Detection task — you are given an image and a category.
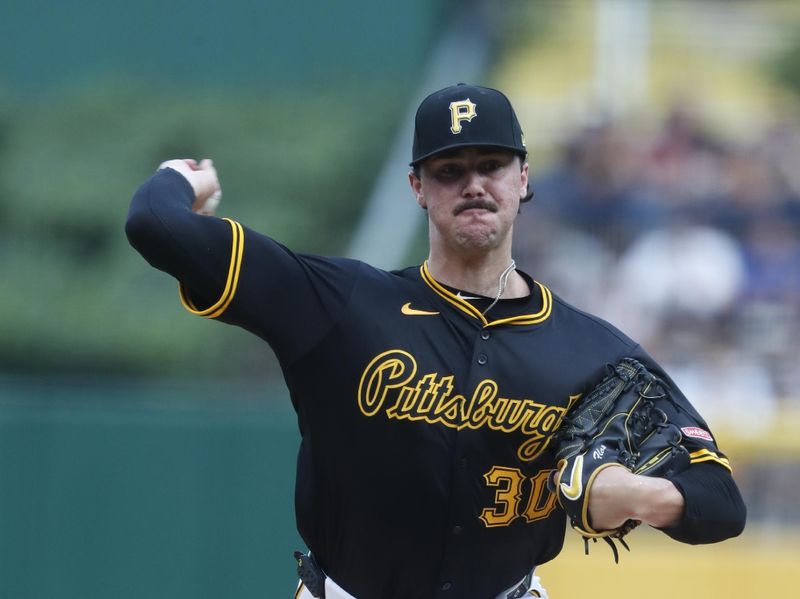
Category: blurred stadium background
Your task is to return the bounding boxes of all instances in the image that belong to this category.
[1,0,799,597]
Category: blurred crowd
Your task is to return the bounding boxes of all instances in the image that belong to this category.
[514,103,800,435]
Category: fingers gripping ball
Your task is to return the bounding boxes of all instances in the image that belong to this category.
[550,358,690,561]
[157,158,222,215]
[196,188,222,215]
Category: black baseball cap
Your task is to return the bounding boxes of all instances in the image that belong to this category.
[410,83,527,167]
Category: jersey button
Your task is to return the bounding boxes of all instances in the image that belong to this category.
[481,330,490,340]
[452,525,462,535]
[477,354,487,365]
[441,582,452,591]
[459,457,468,469]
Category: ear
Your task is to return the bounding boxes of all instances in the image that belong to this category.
[519,162,529,200]
[408,170,426,209]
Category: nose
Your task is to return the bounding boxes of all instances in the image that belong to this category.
[462,169,486,198]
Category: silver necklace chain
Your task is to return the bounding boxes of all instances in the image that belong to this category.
[482,259,516,316]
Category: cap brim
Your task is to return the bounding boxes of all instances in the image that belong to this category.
[410,142,527,167]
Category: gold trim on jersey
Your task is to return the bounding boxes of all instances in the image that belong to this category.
[179,218,244,319]
[419,261,552,327]
[688,448,731,472]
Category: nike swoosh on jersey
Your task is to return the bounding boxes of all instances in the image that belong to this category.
[456,291,482,301]
[560,455,584,500]
[401,302,440,316]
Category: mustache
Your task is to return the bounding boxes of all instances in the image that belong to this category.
[453,199,498,216]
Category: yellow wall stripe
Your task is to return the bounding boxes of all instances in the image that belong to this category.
[178,218,244,319]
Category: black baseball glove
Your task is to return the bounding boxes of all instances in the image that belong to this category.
[550,358,691,561]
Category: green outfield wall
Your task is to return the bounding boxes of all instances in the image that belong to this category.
[0,379,303,599]
[0,0,447,91]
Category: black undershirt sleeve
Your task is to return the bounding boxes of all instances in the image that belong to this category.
[125,167,233,298]
[659,461,747,544]
[125,167,359,364]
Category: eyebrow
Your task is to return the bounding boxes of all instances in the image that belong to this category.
[430,148,513,161]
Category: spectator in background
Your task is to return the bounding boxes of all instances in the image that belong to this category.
[527,121,653,248]
[514,100,800,431]
[736,215,800,399]
[641,103,727,211]
[604,220,746,352]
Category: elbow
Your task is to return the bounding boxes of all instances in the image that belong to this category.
[125,205,160,254]
[698,493,747,544]
[708,473,748,542]
[683,487,747,544]
[661,505,746,545]
[724,490,747,540]
[660,463,748,545]
[689,501,746,545]
[125,193,176,268]
[124,208,146,248]
[125,169,192,254]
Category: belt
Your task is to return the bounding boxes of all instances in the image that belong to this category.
[505,571,533,598]
[294,551,546,599]
[294,552,328,598]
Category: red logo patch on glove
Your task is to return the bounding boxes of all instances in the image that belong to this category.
[681,426,713,441]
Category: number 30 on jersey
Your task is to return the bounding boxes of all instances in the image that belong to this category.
[480,466,558,527]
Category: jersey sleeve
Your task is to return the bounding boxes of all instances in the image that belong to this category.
[627,345,747,542]
[125,167,359,365]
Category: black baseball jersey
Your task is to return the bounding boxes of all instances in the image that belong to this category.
[126,168,745,599]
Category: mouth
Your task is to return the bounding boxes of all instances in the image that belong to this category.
[453,200,498,216]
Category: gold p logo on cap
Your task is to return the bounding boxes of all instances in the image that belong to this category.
[449,99,477,134]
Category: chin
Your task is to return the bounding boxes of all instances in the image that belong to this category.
[454,229,499,251]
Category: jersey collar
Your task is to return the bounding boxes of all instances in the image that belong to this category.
[419,261,552,328]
